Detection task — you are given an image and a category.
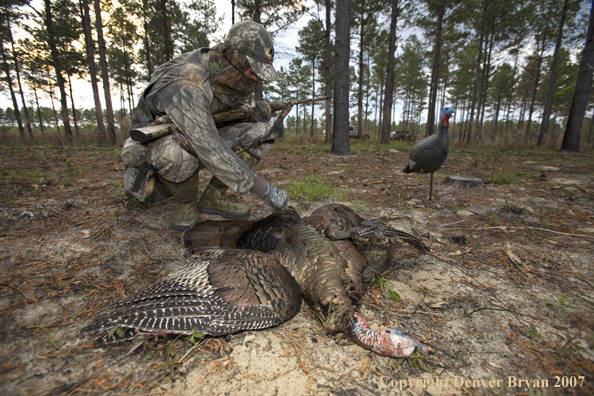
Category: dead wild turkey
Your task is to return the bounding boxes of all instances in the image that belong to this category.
[84,204,428,358]
[83,249,301,342]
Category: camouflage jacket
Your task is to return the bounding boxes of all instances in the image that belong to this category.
[131,48,257,193]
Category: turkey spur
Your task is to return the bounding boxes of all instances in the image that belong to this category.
[84,204,428,358]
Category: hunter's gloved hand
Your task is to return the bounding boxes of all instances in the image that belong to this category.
[264,184,288,210]
[254,101,272,122]
[251,176,288,210]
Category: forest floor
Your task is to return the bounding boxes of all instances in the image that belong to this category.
[0,137,593,396]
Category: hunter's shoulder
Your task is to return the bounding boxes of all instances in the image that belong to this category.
[179,49,211,86]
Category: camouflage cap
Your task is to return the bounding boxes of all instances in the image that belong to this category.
[227,21,279,82]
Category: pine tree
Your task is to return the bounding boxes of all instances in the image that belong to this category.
[560,0,594,153]
[93,0,116,144]
[332,0,351,155]
[79,0,106,139]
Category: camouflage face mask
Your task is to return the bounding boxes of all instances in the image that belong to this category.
[209,42,257,109]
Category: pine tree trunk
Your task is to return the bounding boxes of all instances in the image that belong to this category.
[80,0,106,139]
[0,32,24,139]
[68,75,79,136]
[8,20,32,138]
[160,0,173,61]
[253,0,263,102]
[492,92,501,140]
[503,51,519,145]
[586,109,594,144]
[560,0,594,153]
[33,84,45,136]
[310,60,315,137]
[426,0,444,137]
[324,0,333,143]
[479,32,494,131]
[356,1,365,139]
[381,0,399,145]
[538,0,568,146]
[45,64,61,133]
[142,0,153,81]
[466,0,488,144]
[94,0,116,144]
[331,0,351,155]
[44,0,73,139]
[524,39,544,145]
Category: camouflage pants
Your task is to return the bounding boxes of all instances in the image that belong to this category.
[122,122,271,201]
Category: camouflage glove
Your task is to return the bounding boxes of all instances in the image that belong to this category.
[254,101,272,122]
[251,176,288,210]
[264,184,288,210]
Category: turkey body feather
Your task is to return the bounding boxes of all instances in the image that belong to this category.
[83,249,301,342]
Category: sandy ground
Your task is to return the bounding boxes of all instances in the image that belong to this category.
[0,139,593,395]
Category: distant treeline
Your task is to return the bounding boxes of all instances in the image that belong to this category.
[1,0,593,152]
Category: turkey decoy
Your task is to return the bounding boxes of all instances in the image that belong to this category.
[403,106,455,200]
[85,204,427,358]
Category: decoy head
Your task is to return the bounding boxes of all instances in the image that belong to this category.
[441,106,455,127]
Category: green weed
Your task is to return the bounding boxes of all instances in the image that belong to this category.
[377,276,401,301]
[492,169,518,185]
[30,325,63,352]
[488,213,500,226]
[186,329,205,345]
[545,292,581,316]
[286,175,348,201]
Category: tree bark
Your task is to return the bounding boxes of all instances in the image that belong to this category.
[331,0,351,155]
[560,0,594,153]
[142,0,153,80]
[253,0,263,101]
[68,74,79,136]
[478,31,494,130]
[0,30,23,139]
[503,50,519,145]
[356,0,365,139]
[94,0,116,144]
[381,0,400,144]
[466,0,488,144]
[426,0,444,137]
[33,83,45,135]
[7,20,32,138]
[232,0,235,24]
[524,37,544,145]
[160,0,173,61]
[324,0,333,143]
[537,0,568,146]
[44,0,73,138]
[79,0,106,139]
[310,60,315,136]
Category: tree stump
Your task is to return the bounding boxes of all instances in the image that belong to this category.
[444,176,485,189]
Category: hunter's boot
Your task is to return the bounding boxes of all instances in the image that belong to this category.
[197,176,251,220]
[161,172,200,232]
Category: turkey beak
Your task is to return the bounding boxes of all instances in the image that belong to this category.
[390,328,428,357]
